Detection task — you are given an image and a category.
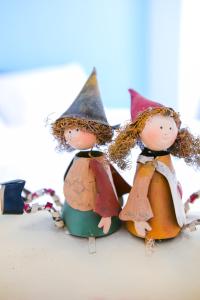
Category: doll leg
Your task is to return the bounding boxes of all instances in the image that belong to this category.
[88,237,96,254]
[145,238,156,255]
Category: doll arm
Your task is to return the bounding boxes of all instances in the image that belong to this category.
[134,221,152,237]
[119,162,155,222]
[98,217,112,234]
[89,159,121,217]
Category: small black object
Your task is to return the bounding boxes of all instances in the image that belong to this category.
[141,147,170,158]
[0,179,25,214]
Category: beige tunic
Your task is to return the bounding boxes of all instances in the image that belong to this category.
[64,155,117,212]
[120,154,185,239]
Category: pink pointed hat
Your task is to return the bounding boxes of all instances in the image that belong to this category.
[129,89,163,122]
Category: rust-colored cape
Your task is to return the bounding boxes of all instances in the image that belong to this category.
[120,154,183,240]
[64,154,131,217]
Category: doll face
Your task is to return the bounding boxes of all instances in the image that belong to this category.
[140,114,178,151]
[64,128,97,150]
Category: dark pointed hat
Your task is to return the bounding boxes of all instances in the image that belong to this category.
[58,68,110,126]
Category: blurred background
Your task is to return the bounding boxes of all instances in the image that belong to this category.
[0,0,199,201]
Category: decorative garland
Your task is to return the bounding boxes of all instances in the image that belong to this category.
[185,190,200,213]
[21,188,200,234]
[23,188,64,228]
[184,190,200,231]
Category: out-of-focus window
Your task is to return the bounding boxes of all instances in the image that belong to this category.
[178,0,200,122]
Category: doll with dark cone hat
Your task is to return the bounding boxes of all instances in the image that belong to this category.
[51,68,130,241]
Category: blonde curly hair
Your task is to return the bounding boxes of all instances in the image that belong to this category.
[51,117,113,151]
[109,107,200,170]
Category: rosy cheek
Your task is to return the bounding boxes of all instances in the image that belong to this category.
[82,135,92,144]
[69,132,97,148]
[147,130,160,140]
[79,132,96,144]
[141,128,161,144]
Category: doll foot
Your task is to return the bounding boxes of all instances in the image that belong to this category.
[88,237,96,254]
[145,238,156,255]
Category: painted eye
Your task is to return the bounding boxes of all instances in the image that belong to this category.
[76,128,79,131]
[69,130,71,134]
[160,126,163,129]
[169,127,172,130]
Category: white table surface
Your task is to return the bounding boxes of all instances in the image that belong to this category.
[1,211,200,300]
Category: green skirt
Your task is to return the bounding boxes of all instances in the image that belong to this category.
[62,201,121,238]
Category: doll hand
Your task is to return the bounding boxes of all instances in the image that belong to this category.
[98,217,111,234]
[134,221,152,237]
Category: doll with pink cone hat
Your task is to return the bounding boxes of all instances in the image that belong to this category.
[109,89,200,243]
